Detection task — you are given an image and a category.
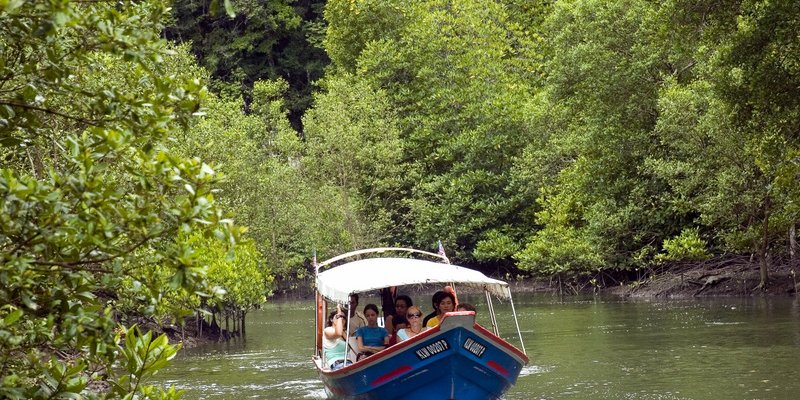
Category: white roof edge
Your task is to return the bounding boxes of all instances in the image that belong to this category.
[315,256,511,304]
[315,247,448,273]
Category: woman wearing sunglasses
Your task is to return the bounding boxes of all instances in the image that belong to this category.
[396,305,429,342]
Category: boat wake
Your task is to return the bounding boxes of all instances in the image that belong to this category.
[518,364,553,377]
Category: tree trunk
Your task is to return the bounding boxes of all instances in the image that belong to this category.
[558,273,563,296]
[790,224,797,261]
[232,310,238,335]
[758,196,771,289]
[241,310,247,338]
[197,309,202,338]
[26,147,44,179]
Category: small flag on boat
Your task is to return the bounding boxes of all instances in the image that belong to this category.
[438,240,450,263]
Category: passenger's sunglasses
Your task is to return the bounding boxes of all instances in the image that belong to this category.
[407,313,421,319]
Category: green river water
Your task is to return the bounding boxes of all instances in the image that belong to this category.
[154,295,800,399]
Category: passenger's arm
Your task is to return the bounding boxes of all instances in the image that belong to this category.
[325,306,345,340]
[384,315,394,336]
[357,336,367,353]
[444,285,458,309]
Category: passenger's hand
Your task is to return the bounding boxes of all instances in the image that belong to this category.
[444,286,459,306]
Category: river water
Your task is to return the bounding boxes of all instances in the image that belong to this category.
[154,294,800,399]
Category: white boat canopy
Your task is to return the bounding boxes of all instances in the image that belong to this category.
[316,257,511,304]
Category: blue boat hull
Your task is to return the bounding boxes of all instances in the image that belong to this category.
[316,313,528,400]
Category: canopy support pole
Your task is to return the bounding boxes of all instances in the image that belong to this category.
[509,294,526,355]
[485,290,499,336]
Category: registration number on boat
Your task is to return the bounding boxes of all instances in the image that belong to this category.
[414,339,449,360]
[463,337,486,358]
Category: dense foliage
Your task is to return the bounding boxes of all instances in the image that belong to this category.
[164,0,329,130]
[1,1,269,397]
[304,0,800,288]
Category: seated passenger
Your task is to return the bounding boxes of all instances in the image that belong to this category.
[323,306,350,370]
[397,306,428,341]
[426,290,456,328]
[457,303,476,312]
[355,304,389,359]
[347,293,367,336]
[385,295,413,336]
[388,315,408,346]
[422,291,444,326]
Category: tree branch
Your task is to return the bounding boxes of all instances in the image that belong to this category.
[30,234,156,270]
[0,100,103,127]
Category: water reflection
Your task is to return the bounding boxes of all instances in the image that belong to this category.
[154,295,800,399]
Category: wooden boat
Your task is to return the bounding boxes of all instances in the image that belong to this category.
[312,247,529,399]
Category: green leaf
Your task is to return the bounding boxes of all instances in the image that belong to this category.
[0,104,15,118]
[21,294,38,310]
[0,136,22,147]
[223,0,236,18]
[2,309,23,326]
[1,0,26,13]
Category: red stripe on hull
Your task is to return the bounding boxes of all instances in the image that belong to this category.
[371,365,413,386]
[487,360,509,377]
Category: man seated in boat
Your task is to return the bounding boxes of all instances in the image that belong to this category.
[347,293,366,336]
[355,304,389,360]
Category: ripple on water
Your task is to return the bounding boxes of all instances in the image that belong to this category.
[253,358,308,369]
[155,298,800,400]
[159,380,325,400]
[518,364,553,377]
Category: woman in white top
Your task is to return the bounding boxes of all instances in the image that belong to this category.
[397,306,428,341]
[323,306,349,370]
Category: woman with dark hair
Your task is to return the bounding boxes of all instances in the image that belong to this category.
[323,305,350,370]
[425,290,456,328]
[422,290,445,326]
[384,294,413,336]
[395,295,413,316]
[355,304,389,359]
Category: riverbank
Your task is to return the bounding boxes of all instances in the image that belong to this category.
[615,261,798,298]
[508,259,799,298]
[271,259,800,301]
[163,260,798,349]
[125,314,242,349]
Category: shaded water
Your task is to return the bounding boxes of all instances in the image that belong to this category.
[154,295,800,399]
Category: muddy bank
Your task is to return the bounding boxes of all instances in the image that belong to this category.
[509,260,799,298]
[273,259,800,302]
[122,315,243,349]
[613,262,798,298]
